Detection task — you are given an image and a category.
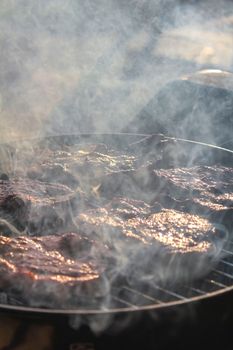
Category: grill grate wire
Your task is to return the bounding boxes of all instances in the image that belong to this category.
[0,242,233,312]
[0,134,233,313]
[109,242,233,309]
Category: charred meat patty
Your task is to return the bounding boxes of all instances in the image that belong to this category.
[76,198,222,251]
[0,233,109,307]
[99,165,233,226]
[153,165,233,207]
[76,198,226,282]
[150,165,233,228]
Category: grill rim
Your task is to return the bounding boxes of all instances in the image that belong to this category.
[0,282,233,316]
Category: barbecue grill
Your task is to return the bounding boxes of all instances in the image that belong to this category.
[1,0,233,347]
[0,133,232,350]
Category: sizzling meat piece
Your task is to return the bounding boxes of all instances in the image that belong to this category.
[98,196,158,219]
[99,165,233,217]
[150,165,233,227]
[76,199,225,282]
[0,233,108,307]
[0,178,75,234]
[99,164,233,210]
[153,165,233,207]
[26,144,138,192]
[76,198,222,252]
[124,209,219,252]
[75,197,147,244]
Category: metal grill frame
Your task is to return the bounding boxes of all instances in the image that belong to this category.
[0,133,232,316]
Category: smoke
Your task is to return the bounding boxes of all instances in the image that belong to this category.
[0,0,232,142]
[0,0,232,335]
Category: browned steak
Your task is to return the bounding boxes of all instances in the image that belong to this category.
[99,165,233,226]
[76,198,226,282]
[153,165,233,205]
[150,165,233,228]
[76,199,221,251]
[25,144,138,193]
[0,233,109,307]
[124,209,220,252]
[76,197,158,238]
[0,178,75,234]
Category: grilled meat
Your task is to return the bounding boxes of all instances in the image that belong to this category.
[0,233,109,307]
[125,209,226,283]
[99,165,233,225]
[76,199,222,251]
[98,164,155,202]
[25,144,138,193]
[76,198,225,282]
[150,165,233,228]
[98,196,160,219]
[0,178,75,234]
[124,209,222,252]
[76,197,159,239]
[153,165,233,205]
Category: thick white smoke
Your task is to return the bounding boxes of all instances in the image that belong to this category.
[0,0,232,141]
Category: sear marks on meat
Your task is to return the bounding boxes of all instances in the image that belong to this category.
[0,178,75,234]
[0,233,109,307]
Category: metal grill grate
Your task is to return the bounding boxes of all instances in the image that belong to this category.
[0,134,232,315]
[0,241,233,314]
[108,240,233,311]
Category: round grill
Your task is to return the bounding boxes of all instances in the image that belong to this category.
[0,133,232,316]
